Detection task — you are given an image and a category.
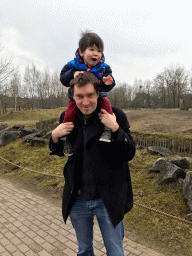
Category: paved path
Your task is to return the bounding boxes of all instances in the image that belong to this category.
[0,178,165,256]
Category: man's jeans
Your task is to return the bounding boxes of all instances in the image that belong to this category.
[70,197,125,256]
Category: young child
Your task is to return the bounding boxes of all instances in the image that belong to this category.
[60,31,115,156]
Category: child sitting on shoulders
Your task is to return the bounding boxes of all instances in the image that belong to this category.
[60,30,115,156]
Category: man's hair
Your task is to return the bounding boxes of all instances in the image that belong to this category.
[79,30,104,53]
[70,72,99,96]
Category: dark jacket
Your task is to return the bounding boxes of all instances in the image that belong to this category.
[49,106,136,228]
[60,49,115,99]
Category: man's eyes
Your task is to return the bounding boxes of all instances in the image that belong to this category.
[76,94,94,98]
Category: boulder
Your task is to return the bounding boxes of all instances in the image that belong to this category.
[21,130,46,144]
[149,158,169,173]
[0,123,8,131]
[28,137,46,147]
[169,157,190,169]
[147,146,172,156]
[19,128,36,138]
[11,124,24,131]
[43,131,52,139]
[149,158,186,185]
[0,130,20,146]
[183,171,192,211]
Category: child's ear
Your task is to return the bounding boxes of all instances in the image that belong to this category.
[79,49,84,57]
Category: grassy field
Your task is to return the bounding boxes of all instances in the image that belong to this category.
[0,108,192,255]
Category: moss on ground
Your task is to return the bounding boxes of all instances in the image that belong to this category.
[0,138,67,193]
[124,149,192,256]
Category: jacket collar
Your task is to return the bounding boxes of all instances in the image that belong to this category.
[76,105,104,144]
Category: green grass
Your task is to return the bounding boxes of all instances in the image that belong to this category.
[124,149,192,255]
[1,108,192,255]
[0,108,66,128]
[0,138,68,191]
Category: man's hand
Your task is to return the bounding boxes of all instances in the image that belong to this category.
[102,75,113,85]
[74,71,84,78]
[51,122,74,143]
[98,109,119,132]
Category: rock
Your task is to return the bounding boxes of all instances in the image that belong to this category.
[169,157,190,169]
[0,123,8,131]
[19,128,35,138]
[28,137,46,147]
[147,146,172,156]
[149,158,186,185]
[158,166,186,185]
[11,124,24,131]
[149,158,169,173]
[183,171,192,211]
[19,128,46,139]
[43,131,52,139]
[0,130,20,146]
[21,130,46,144]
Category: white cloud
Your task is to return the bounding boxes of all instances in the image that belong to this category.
[1,0,192,85]
[1,26,47,74]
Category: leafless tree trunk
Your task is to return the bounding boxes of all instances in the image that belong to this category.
[9,72,21,111]
[0,44,16,115]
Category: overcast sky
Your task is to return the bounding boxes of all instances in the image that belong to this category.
[1,0,192,85]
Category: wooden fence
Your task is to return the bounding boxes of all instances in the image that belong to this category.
[132,134,192,157]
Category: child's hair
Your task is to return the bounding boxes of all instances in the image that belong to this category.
[79,30,104,53]
[70,72,99,96]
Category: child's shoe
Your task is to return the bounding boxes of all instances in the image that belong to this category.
[60,136,73,156]
[99,126,111,143]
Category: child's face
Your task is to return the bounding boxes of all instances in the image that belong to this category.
[79,44,102,67]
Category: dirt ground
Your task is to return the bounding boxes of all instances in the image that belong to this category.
[125,108,192,135]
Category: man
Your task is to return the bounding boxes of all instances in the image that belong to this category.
[49,72,136,256]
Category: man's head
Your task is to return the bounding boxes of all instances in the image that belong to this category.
[70,72,99,117]
[79,31,104,67]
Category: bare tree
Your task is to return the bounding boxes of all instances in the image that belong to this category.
[0,45,15,86]
[0,44,17,114]
[51,70,68,108]
[23,63,41,109]
[9,72,21,111]
[143,79,152,108]
[153,65,188,108]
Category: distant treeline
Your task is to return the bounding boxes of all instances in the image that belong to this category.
[1,59,192,114]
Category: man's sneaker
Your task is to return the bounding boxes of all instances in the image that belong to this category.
[99,127,111,143]
[60,136,73,156]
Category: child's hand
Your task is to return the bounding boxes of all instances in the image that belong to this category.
[102,75,113,85]
[74,71,84,78]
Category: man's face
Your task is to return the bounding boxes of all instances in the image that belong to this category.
[73,83,99,117]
